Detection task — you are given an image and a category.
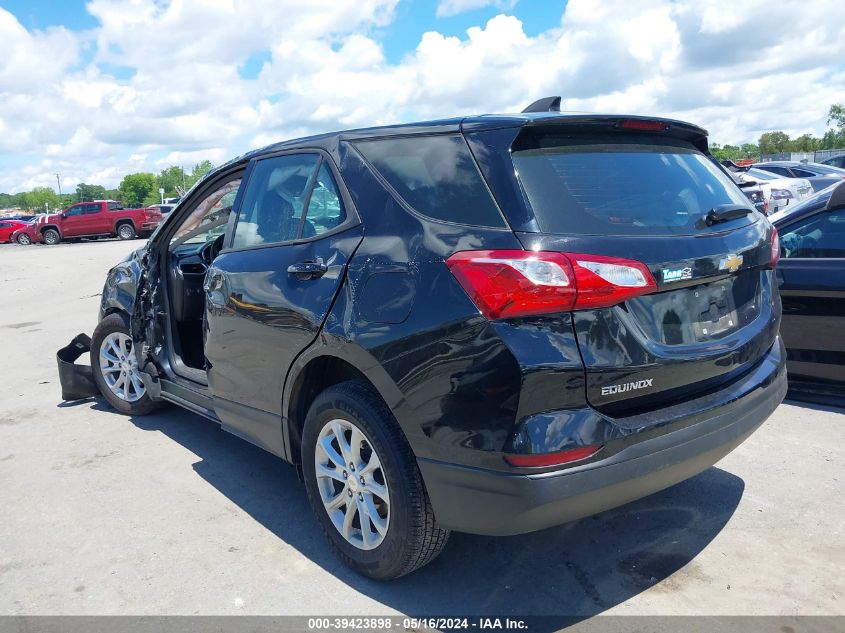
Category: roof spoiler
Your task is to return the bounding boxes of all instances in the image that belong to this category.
[522,96,561,113]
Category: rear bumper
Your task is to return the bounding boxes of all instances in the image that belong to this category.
[56,334,99,401]
[419,339,786,536]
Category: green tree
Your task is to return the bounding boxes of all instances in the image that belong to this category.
[182,160,214,191]
[739,143,760,159]
[788,134,821,152]
[822,103,845,149]
[18,186,60,211]
[76,182,107,201]
[157,165,187,198]
[827,103,845,130]
[118,173,157,207]
[758,131,791,154]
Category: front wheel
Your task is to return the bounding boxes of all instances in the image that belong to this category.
[301,380,449,579]
[42,228,60,245]
[117,223,136,240]
[16,233,31,245]
[91,313,159,415]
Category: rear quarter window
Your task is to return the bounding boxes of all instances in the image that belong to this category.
[512,133,753,236]
[354,134,505,227]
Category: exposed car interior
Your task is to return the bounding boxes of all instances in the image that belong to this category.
[166,178,241,371]
[162,163,346,375]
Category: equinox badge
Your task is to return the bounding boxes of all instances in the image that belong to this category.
[601,378,654,396]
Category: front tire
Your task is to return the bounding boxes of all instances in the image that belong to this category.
[117,223,136,240]
[301,380,449,579]
[16,234,31,245]
[91,313,159,415]
[42,228,60,245]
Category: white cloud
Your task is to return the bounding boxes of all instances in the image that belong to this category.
[435,0,517,18]
[0,0,843,194]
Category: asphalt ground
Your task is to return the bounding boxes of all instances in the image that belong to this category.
[0,239,842,624]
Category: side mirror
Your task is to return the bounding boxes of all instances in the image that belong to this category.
[825,180,845,212]
[61,212,67,219]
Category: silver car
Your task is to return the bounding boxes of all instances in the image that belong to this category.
[740,167,813,213]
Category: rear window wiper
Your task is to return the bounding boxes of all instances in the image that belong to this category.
[704,204,753,226]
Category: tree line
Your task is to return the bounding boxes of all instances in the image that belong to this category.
[710,103,845,162]
[0,160,214,212]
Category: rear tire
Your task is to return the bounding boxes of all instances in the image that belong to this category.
[91,313,159,416]
[117,223,136,240]
[42,228,60,245]
[16,234,31,245]
[301,380,449,579]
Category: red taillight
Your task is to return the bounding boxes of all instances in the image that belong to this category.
[445,250,657,319]
[770,227,780,267]
[618,119,669,131]
[504,444,602,468]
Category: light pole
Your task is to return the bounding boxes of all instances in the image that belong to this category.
[55,173,62,208]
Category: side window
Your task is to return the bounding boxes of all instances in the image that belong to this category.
[792,168,816,178]
[354,134,505,227]
[781,210,845,258]
[232,154,320,249]
[84,203,101,214]
[65,205,83,217]
[760,166,789,177]
[107,201,123,211]
[304,163,346,236]
[170,177,242,248]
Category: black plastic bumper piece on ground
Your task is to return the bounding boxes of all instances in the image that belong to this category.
[56,333,99,401]
[419,340,787,536]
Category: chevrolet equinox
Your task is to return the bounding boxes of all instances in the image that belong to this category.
[70,99,786,579]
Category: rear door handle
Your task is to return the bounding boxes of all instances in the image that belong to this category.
[287,259,327,279]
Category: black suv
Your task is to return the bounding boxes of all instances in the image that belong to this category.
[70,102,786,579]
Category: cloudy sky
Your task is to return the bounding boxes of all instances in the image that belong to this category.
[1,0,843,193]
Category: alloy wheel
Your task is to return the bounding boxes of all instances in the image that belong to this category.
[314,418,390,550]
[98,332,145,402]
[119,225,134,239]
[17,234,31,245]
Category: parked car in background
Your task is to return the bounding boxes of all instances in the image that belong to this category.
[0,219,27,243]
[149,203,176,215]
[754,161,845,192]
[721,161,769,214]
[739,168,813,213]
[820,155,845,168]
[740,181,768,214]
[12,200,162,245]
[62,104,786,579]
[770,181,845,403]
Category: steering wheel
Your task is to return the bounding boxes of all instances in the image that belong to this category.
[198,233,225,266]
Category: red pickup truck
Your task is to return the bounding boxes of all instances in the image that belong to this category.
[12,201,162,245]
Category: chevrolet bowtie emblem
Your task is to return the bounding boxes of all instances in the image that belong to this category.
[719,254,743,273]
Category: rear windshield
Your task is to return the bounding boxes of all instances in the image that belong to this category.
[512,134,753,235]
[354,134,506,227]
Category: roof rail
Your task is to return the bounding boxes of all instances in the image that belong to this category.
[522,96,561,113]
